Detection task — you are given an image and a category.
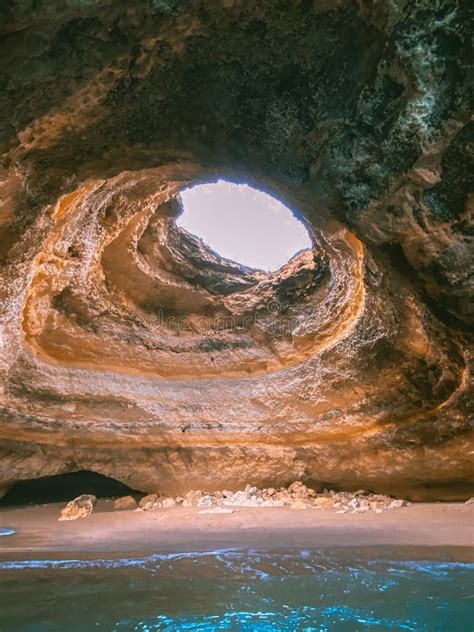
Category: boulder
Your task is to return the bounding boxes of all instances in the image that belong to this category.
[58,494,96,521]
[138,494,158,510]
[160,498,176,509]
[113,496,137,511]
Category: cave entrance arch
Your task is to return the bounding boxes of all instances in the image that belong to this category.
[177,179,312,272]
[0,471,141,507]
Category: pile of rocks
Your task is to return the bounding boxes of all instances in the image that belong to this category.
[133,481,409,514]
[58,482,410,520]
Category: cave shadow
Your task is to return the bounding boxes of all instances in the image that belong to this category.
[0,470,143,507]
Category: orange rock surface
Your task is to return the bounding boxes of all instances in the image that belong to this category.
[0,1,472,500]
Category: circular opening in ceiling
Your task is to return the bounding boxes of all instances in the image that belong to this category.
[176,179,312,272]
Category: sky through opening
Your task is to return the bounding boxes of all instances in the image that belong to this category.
[177,180,311,271]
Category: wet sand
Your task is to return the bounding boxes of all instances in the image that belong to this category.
[0,500,473,562]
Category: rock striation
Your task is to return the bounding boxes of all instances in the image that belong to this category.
[0,1,472,501]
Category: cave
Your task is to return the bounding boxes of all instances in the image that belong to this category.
[0,0,472,504]
[0,471,141,508]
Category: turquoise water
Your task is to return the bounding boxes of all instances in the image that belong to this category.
[0,548,472,631]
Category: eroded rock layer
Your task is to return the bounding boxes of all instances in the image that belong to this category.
[0,0,472,500]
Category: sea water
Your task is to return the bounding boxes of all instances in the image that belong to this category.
[0,548,472,631]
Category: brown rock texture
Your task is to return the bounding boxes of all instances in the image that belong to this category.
[0,0,472,501]
[113,495,138,511]
[58,494,96,521]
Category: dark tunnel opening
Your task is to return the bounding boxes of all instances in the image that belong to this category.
[0,471,143,507]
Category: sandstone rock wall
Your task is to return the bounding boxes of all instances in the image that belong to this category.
[0,0,472,500]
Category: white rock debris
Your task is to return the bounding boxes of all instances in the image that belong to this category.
[132,481,410,514]
[58,482,410,520]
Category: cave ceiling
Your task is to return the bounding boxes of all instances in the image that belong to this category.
[0,0,472,500]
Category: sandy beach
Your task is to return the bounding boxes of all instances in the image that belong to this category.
[1,500,472,562]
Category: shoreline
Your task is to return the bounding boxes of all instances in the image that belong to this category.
[0,500,473,562]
